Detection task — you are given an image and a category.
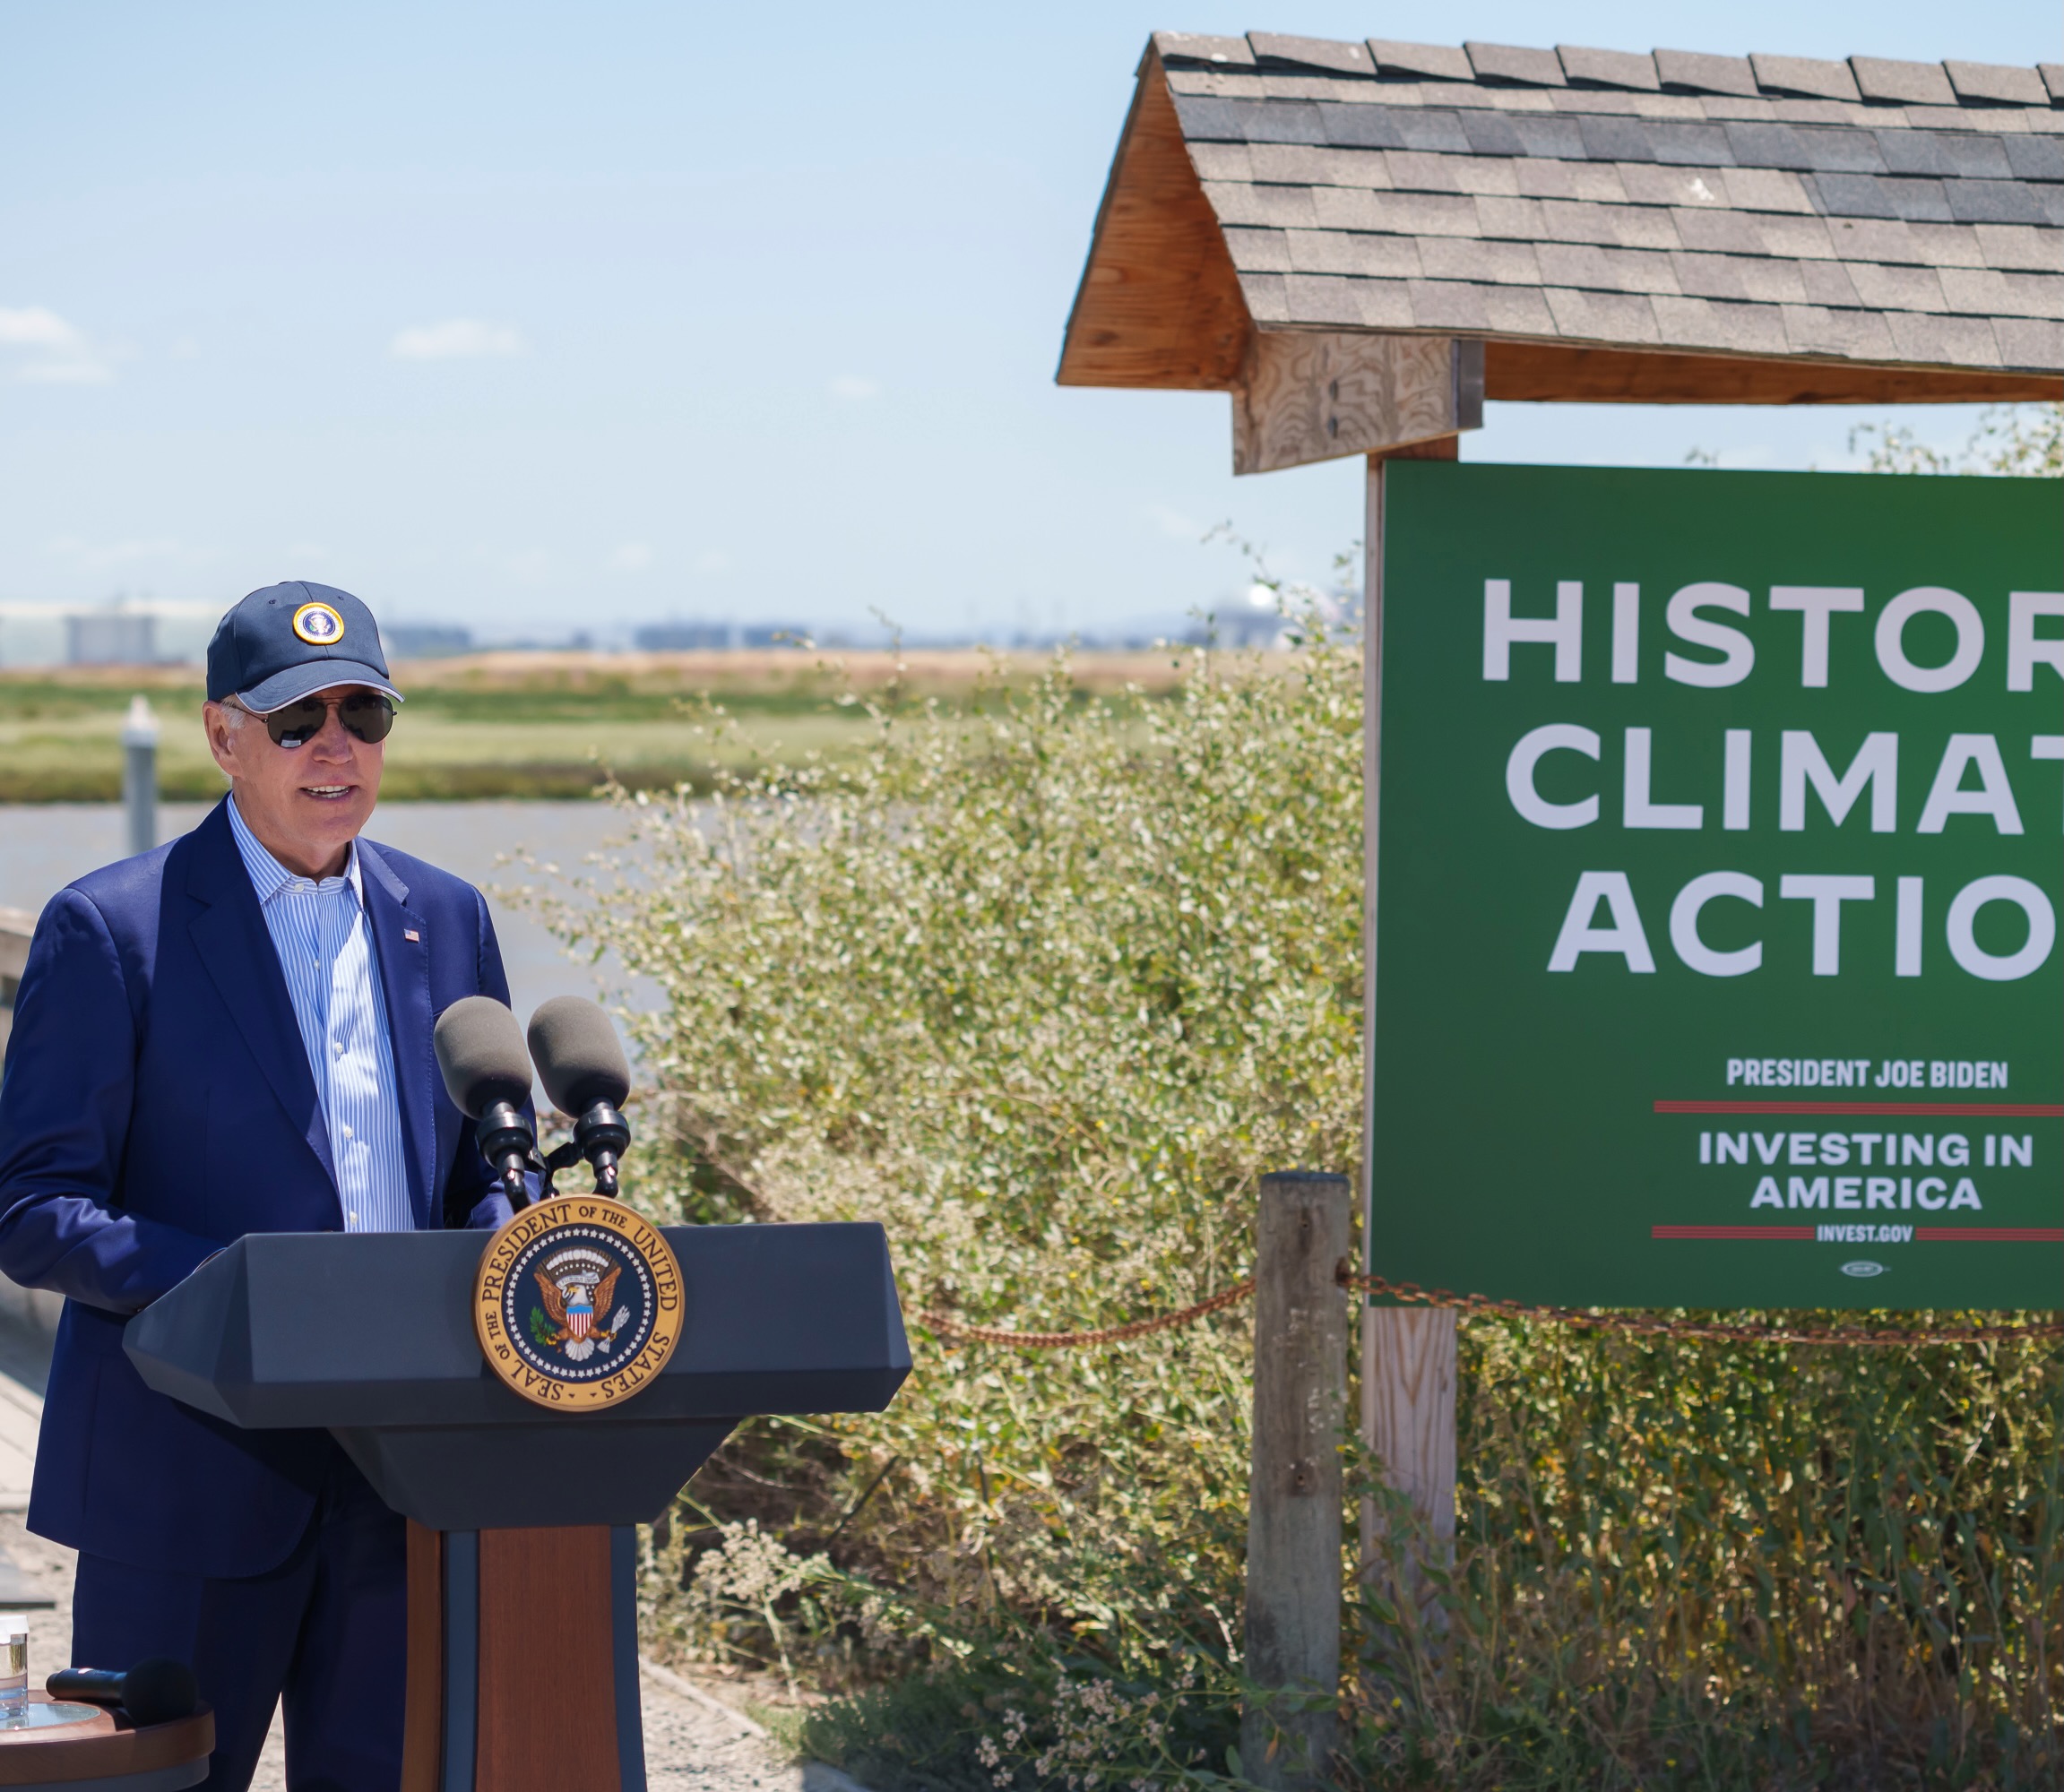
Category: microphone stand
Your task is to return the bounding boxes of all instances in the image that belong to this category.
[478,1101,540,1211]
[537,1103,631,1199]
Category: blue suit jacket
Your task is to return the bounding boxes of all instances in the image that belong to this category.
[0,798,520,1578]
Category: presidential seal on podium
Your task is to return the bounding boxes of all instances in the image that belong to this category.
[473,1195,683,1409]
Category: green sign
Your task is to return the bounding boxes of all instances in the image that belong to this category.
[1369,463,2061,1310]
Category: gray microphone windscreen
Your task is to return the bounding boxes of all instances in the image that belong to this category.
[433,996,534,1117]
[527,995,631,1116]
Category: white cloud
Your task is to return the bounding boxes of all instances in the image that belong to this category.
[0,309,87,350]
[0,306,114,383]
[45,535,214,573]
[1146,504,1204,540]
[471,543,551,584]
[828,375,880,401]
[608,542,654,573]
[391,319,526,360]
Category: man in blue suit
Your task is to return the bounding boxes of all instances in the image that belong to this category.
[0,582,522,1791]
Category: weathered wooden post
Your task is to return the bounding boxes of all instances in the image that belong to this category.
[1242,1170,1350,1791]
[121,694,159,858]
[1360,450,1459,1622]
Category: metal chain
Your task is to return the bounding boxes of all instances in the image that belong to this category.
[916,1269,2064,1351]
[917,1280,1256,1348]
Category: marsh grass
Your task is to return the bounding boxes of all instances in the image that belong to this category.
[0,650,1188,801]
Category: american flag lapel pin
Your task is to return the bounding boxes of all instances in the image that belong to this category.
[404,929,421,943]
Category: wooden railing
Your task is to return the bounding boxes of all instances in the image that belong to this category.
[0,906,32,1068]
[0,905,65,1335]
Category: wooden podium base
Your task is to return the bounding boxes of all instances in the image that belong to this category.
[0,1693,213,1791]
[402,1521,646,1792]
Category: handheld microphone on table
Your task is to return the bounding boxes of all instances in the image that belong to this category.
[47,1658,199,1726]
[526,996,633,1197]
[434,995,538,1210]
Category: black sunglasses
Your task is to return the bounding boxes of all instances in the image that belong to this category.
[256,692,396,749]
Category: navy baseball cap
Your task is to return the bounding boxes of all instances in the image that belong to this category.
[205,582,404,712]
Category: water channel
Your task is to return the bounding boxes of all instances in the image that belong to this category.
[0,798,665,1053]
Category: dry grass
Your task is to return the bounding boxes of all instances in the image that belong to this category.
[0,650,1205,801]
[391,647,1201,698]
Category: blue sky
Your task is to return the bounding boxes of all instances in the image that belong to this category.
[0,1,2056,648]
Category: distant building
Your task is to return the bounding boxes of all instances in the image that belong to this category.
[66,610,157,666]
[384,624,473,659]
[740,625,807,649]
[1210,608,1288,647]
[633,621,732,651]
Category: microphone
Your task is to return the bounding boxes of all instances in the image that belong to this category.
[434,995,537,1207]
[526,996,633,1194]
[47,1658,199,1725]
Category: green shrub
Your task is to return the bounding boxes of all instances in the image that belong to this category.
[1356,1322,2062,1790]
[548,625,1360,1788]
[546,420,2064,1787]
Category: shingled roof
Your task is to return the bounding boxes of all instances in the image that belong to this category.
[1059,33,2064,404]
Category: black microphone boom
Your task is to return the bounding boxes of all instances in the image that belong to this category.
[526,996,633,1194]
[433,995,537,1208]
[47,1658,199,1726]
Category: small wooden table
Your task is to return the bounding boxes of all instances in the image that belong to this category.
[0,1693,213,1790]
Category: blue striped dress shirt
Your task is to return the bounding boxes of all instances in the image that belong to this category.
[227,796,415,1233]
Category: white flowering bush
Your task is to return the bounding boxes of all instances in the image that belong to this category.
[545,425,2064,1790]
[1849,400,2061,477]
[672,1520,837,1693]
[544,607,1361,1786]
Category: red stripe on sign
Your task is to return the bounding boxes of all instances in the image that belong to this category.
[1915,1227,2064,1244]
[1652,1225,1816,1241]
[1655,1100,2064,1117]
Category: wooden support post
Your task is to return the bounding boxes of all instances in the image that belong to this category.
[1360,1310,1457,1598]
[1242,1170,1351,1792]
[1360,450,1460,1622]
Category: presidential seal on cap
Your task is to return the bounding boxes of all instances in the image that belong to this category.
[290,600,345,646]
[473,1195,682,1409]
[207,581,403,713]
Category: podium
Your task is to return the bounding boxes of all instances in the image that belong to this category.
[124,1223,909,1792]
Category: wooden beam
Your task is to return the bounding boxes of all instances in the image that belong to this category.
[1055,50,1251,391]
[1234,334,1482,475]
[1371,435,1458,461]
[1485,340,2064,405]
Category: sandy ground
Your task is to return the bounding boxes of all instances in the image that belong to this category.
[0,1317,861,1792]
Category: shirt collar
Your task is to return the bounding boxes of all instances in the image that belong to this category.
[226,793,364,905]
